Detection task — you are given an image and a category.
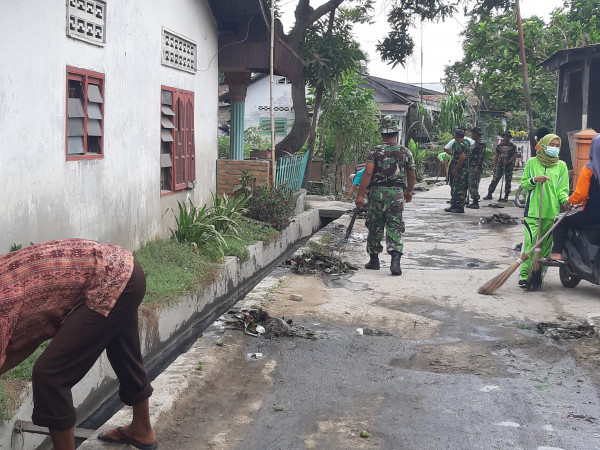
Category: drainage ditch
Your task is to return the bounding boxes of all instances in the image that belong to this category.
[37,210,338,449]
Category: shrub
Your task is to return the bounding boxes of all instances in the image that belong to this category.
[209,192,248,234]
[245,185,295,231]
[218,135,230,158]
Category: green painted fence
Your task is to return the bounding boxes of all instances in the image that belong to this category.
[275,151,309,190]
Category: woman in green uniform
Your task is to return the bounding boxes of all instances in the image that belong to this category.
[518,134,569,288]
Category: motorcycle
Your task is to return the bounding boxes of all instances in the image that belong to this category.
[513,184,526,208]
[540,221,600,288]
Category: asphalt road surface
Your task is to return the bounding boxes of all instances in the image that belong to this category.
[155,182,600,450]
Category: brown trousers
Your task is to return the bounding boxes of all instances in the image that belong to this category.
[31,258,153,429]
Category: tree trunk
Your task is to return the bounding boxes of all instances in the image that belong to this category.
[301,85,324,188]
[301,9,335,188]
[515,0,536,151]
[275,84,311,157]
[275,0,345,158]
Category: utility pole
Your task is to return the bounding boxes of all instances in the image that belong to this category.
[515,0,536,152]
[270,0,276,186]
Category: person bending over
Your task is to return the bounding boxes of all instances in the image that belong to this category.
[0,239,157,450]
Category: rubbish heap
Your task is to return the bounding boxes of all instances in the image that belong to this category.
[283,250,358,275]
[537,321,595,340]
[479,213,519,225]
[224,307,316,339]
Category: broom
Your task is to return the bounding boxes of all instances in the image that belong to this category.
[345,208,360,240]
[478,210,568,295]
[527,184,544,290]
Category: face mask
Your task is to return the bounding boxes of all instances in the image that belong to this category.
[545,146,560,157]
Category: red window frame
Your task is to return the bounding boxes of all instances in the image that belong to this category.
[66,66,104,161]
[161,86,195,195]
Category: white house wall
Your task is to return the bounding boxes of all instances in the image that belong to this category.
[244,76,294,142]
[0,0,218,252]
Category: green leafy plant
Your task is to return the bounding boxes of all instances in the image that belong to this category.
[233,170,257,197]
[209,192,248,234]
[245,185,295,231]
[218,135,230,159]
[170,199,228,257]
[244,126,270,151]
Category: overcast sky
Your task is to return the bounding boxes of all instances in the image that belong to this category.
[280,0,566,89]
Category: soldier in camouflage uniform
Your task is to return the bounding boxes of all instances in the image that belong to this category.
[445,128,469,213]
[483,131,518,202]
[466,126,486,209]
[355,115,416,276]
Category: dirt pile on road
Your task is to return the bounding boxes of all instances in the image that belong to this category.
[224,307,316,339]
[283,250,358,275]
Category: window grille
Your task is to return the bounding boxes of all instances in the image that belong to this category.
[67,0,106,46]
[161,28,196,74]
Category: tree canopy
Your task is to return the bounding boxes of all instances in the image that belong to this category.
[275,0,511,155]
[443,0,600,132]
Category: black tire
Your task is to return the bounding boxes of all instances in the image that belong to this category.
[559,265,581,288]
[514,185,526,208]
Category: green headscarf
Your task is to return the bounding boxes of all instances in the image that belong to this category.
[536,133,561,168]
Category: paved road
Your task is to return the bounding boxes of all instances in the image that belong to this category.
[155,181,600,450]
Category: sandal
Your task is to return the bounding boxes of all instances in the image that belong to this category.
[98,426,158,450]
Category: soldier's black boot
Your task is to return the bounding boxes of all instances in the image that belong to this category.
[390,251,402,276]
[466,200,479,209]
[483,193,493,200]
[365,254,380,270]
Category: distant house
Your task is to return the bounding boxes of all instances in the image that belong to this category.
[0,0,222,251]
[219,74,296,143]
[541,43,600,167]
[362,75,445,146]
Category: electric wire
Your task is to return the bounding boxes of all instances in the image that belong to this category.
[196,15,254,73]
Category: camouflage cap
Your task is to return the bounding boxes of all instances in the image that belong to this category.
[378,115,400,133]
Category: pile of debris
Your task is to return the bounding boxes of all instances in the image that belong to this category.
[537,321,595,340]
[224,307,315,339]
[479,213,519,225]
[283,250,358,275]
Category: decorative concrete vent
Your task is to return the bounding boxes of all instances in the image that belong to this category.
[258,106,291,111]
[162,28,196,74]
[67,0,106,46]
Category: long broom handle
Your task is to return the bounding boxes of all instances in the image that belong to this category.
[534,184,543,252]
[518,209,570,262]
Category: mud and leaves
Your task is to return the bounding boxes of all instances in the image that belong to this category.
[283,250,358,275]
[537,321,595,340]
[224,307,316,339]
[479,213,519,225]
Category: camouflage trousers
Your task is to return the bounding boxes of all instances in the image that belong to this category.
[487,164,514,198]
[450,169,469,208]
[365,186,405,254]
[468,168,482,202]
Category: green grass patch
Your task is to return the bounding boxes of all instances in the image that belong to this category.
[134,217,278,305]
[0,341,50,422]
[0,381,18,423]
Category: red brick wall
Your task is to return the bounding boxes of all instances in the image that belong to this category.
[216,160,271,197]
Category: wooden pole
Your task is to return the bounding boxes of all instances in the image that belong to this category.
[515,0,536,152]
[270,0,276,186]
